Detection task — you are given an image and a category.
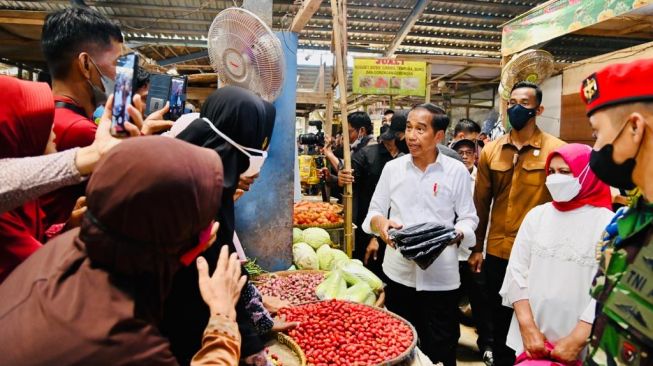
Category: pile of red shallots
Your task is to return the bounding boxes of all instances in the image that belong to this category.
[256,272,325,305]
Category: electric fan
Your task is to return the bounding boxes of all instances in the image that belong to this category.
[499,49,555,100]
[207,7,285,102]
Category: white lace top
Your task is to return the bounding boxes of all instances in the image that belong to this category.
[499,202,614,355]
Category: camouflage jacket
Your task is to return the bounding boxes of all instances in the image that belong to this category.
[587,198,653,366]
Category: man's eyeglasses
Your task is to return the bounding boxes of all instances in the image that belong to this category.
[458,150,475,157]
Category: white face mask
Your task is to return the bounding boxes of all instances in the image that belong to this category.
[545,165,589,203]
[202,118,267,177]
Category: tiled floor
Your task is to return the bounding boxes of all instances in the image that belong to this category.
[457,325,485,366]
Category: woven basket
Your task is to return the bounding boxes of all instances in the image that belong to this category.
[254,269,327,281]
[295,221,344,230]
[374,304,418,366]
[374,288,386,308]
[275,332,307,366]
[284,300,418,366]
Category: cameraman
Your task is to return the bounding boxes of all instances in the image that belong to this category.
[338,111,407,280]
[323,111,374,173]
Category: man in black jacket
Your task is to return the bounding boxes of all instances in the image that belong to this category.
[338,111,406,278]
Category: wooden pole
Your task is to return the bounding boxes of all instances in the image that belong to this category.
[326,92,334,135]
[330,0,353,257]
[500,55,511,130]
[425,63,432,103]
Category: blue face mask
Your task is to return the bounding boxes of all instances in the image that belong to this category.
[507,104,537,131]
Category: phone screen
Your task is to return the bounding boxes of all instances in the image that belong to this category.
[111,53,137,136]
[168,76,186,121]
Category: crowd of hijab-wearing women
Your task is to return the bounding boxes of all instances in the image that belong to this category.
[0,75,286,365]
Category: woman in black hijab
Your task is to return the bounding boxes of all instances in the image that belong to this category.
[163,86,277,365]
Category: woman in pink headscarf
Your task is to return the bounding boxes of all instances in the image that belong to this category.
[499,143,613,364]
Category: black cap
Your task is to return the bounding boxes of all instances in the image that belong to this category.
[451,138,476,151]
[380,112,407,140]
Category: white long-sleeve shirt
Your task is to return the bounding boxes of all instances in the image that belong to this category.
[499,203,614,355]
[362,151,479,291]
[458,165,478,261]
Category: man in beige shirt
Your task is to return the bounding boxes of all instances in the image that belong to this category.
[471,81,565,365]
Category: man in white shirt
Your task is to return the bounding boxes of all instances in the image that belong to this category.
[363,103,479,366]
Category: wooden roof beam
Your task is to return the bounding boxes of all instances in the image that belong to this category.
[384,0,430,57]
[290,0,323,33]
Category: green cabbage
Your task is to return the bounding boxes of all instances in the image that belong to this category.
[339,261,383,291]
[292,242,318,270]
[315,270,347,300]
[292,228,304,244]
[317,245,335,271]
[317,246,350,271]
[332,249,349,264]
[303,227,331,249]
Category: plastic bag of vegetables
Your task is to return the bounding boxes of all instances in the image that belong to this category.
[293,242,318,270]
[344,281,376,305]
[315,270,347,300]
[339,261,383,291]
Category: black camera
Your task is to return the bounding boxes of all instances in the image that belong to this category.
[298,120,325,147]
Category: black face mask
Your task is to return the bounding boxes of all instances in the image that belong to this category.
[507,104,537,131]
[396,138,409,154]
[589,122,638,190]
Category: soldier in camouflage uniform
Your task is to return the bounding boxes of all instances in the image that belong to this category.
[580,59,653,366]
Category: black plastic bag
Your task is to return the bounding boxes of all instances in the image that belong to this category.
[389,223,448,242]
[391,224,454,247]
[400,230,457,270]
[389,223,457,270]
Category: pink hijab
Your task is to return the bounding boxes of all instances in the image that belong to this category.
[544,143,612,212]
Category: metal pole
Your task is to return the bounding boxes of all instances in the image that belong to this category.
[330,0,353,257]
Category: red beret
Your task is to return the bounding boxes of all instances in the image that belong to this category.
[580,58,653,116]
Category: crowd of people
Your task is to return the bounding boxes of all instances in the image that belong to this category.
[0,4,652,366]
[304,66,653,366]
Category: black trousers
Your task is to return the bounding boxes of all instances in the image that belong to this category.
[485,254,516,366]
[384,278,460,366]
[459,261,494,351]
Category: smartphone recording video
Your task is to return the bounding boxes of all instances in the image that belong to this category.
[111,53,138,137]
[168,76,187,121]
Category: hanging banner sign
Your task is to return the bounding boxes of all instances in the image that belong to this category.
[501,0,653,56]
[352,58,427,97]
